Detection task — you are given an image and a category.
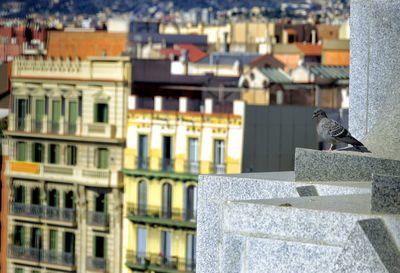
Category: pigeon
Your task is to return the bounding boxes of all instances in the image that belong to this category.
[312,108,364,151]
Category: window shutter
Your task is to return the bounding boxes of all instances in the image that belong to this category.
[52,101,61,122]
[94,104,98,122]
[93,236,97,257]
[104,104,108,123]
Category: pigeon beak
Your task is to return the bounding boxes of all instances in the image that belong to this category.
[312,113,316,119]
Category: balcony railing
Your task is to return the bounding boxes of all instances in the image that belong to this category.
[8,245,40,262]
[87,211,109,227]
[160,158,174,172]
[40,249,75,266]
[184,160,199,174]
[126,203,196,229]
[65,121,77,134]
[8,245,75,267]
[8,202,76,222]
[210,163,226,174]
[16,117,25,131]
[125,250,196,272]
[86,256,107,271]
[48,120,60,133]
[31,119,43,132]
[136,156,149,170]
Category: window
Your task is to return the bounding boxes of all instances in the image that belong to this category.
[16,141,27,161]
[14,185,25,203]
[66,145,77,166]
[32,143,44,163]
[137,228,147,262]
[30,227,41,249]
[48,189,59,207]
[95,193,107,213]
[14,225,25,245]
[162,136,173,171]
[138,135,148,169]
[186,234,196,271]
[49,230,57,251]
[68,101,77,134]
[48,144,60,164]
[98,148,108,169]
[16,98,27,130]
[162,183,172,218]
[188,138,199,173]
[93,236,106,258]
[34,99,44,132]
[184,186,197,221]
[51,100,61,133]
[64,191,74,209]
[31,188,40,205]
[94,103,108,123]
[161,231,171,264]
[138,181,147,215]
[64,232,75,254]
[214,140,225,174]
[15,268,23,273]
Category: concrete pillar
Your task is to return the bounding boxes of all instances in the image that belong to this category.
[349,0,400,159]
[204,98,213,114]
[154,96,163,111]
[233,100,244,116]
[128,95,136,110]
[179,97,188,112]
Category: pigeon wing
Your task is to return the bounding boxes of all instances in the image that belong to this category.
[320,118,347,138]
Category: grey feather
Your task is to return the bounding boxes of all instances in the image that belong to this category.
[313,108,364,148]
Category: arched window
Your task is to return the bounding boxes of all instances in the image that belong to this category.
[65,191,74,209]
[138,180,147,216]
[162,183,172,218]
[14,185,25,203]
[185,185,197,221]
[31,188,41,205]
[48,189,59,207]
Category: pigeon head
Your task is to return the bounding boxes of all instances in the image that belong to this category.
[312,108,328,119]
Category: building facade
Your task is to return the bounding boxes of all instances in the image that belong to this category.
[122,96,244,273]
[5,56,130,273]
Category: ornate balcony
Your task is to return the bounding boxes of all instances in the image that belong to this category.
[184,160,200,174]
[126,203,196,229]
[8,245,75,267]
[6,161,121,188]
[87,211,109,227]
[8,245,40,262]
[160,158,174,172]
[86,256,107,272]
[40,249,75,267]
[136,156,149,170]
[125,250,196,273]
[209,163,226,174]
[8,202,76,223]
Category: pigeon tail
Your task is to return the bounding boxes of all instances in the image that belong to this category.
[340,135,364,147]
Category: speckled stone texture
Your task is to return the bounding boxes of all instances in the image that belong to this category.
[294,148,400,181]
[349,0,400,160]
[197,172,372,273]
[371,174,400,214]
[333,218,400,272]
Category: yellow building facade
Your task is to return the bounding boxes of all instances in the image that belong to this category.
[122,96,244,273]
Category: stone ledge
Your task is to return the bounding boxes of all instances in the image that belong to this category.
[295,148,400,182]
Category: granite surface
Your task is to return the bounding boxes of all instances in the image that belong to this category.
[371,174,400,214]
[295,148,400,181]
[333,220,389,273]
[349,0,400,160]
[197,172,371,273]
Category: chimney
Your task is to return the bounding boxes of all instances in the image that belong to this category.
[311,29,316,44]
[223,32,229,53]
[205,98,213,114]
[179,97,188,112]
[154,96,163,111]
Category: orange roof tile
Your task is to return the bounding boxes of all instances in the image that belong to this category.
[294,43,322,56]
[156,44,208,63]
